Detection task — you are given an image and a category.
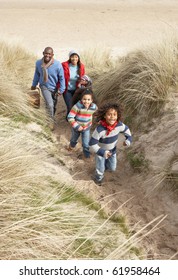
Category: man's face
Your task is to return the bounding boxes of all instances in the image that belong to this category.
[43,48,54,63]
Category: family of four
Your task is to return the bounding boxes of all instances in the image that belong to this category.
[31,47,132,185]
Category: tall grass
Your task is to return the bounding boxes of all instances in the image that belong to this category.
[94,37,178,126]
[81,45,116,79]
[0,40,46,124]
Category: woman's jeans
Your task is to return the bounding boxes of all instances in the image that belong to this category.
[63,90,75,116]
[40,85,58,119]
[70,127,90,158]
[95,153,117,182]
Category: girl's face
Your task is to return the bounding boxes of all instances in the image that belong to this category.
[104,108,118,125]
[81,94,93,109]
[70,54,79,65]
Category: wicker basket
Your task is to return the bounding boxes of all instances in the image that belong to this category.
[27,88,40,108]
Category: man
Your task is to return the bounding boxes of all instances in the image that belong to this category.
[31,47,65,124]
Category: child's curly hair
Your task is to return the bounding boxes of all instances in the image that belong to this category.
[94,102,123,123]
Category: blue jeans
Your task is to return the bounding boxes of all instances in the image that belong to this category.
[70,128,90,158]
[63,90,75,116]
[95,153,117,182]
[40,85,58,119]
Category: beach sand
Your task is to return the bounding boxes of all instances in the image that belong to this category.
[0,0,178,60]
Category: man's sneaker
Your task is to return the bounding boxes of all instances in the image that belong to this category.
[67,144,74,152]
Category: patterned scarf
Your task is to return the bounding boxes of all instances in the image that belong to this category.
[41,57,54,82]
[100,120,118,135]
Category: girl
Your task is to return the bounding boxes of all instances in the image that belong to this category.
[62,50,85,118]
[67,88,97,159]
[89,102,132,185]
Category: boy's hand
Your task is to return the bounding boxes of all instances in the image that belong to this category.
[104,151,112,159]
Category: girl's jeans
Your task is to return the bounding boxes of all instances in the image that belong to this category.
[40,85,58,119]
[63,89,75,116]
[70,127,90,158]
[95,153,117,182]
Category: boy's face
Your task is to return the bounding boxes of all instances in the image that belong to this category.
[81,94,93,109]
[70,54,79,65]
[104,108,118,125]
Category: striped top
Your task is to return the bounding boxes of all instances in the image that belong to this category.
[67,101,98,130]
[89,121,132,157]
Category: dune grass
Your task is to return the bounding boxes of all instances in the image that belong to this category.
[81,45,116,79]
[93,37,178,128]
[0,41,48,127]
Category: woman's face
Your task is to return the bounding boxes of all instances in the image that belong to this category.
[70,54,79,65]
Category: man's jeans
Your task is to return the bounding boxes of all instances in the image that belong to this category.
[70,127,90,158]
[95,153,117,182]
[40,85,58,119]
[63,90,75,116]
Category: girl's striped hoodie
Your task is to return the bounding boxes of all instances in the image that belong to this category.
[89,121,132,157]
[67,101,97,130]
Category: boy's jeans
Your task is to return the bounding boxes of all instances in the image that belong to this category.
[95,153,117,182]
[70,128,90,158]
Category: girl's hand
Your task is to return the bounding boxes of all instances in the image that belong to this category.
[104,151,112,159]
[78,126,83,131]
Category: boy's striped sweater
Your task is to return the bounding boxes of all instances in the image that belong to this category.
[67,101,98,130]
[89,121,132,157]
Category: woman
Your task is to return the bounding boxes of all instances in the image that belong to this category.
[62,50,85,118]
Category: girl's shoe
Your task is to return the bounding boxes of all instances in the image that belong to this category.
[91,175,103,186]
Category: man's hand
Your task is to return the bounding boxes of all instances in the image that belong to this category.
[57,89,63,95]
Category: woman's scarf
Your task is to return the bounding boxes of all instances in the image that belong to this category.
[100,120,118,135]
[41,57,54,82]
